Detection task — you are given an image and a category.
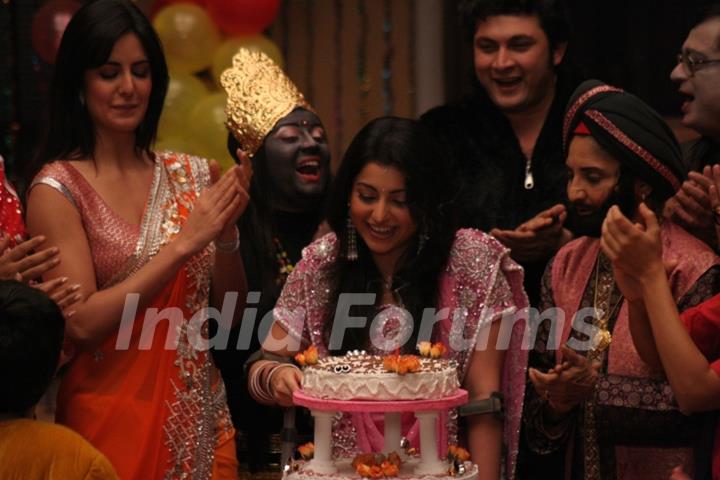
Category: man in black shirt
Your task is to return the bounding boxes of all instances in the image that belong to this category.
[422,0,581,306]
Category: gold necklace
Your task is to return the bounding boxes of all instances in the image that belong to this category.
[590,255,623,359]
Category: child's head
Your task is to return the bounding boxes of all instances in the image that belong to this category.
[0,281,64,416]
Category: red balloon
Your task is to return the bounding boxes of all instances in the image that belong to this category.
[206,0,280,36]
[31,0,82,64]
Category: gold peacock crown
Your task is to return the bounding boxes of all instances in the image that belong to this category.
[220,48,313,157]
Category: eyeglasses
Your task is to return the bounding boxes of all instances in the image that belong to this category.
[676,51,720,76]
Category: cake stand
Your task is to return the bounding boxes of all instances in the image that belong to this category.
[292,389,471,478]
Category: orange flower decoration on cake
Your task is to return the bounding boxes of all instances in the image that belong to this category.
[382,354,421,375]
[297,442,314,460]
[447,445,470,462]
[386,451,402,467]
[417,341,447,358]
[352,452,400,478]
[381,460,399,476]
[294,345,318,367]
[352,453,376,470]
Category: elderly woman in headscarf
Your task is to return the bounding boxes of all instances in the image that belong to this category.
[521,80,720,480]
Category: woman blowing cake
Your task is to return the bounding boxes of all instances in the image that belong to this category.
[248,116,529,480]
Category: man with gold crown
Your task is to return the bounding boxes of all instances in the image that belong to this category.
[212,48,331,475]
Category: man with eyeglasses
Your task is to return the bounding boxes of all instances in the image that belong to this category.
[663,5,720,250]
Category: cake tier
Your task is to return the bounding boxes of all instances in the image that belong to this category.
[302,354,459,401]
[284,458,478,480]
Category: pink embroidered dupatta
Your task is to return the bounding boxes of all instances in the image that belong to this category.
[275,228,529,480]
[551,221,719,479]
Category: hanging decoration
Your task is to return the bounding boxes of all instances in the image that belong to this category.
[279,1,290,67]
[356,0,370,122]
[381,0,394,115]
[333,0,344,164]
[304,1,315,103]
[407,0,417,117]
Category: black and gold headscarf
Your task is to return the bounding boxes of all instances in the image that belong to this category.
[563,79,684,201]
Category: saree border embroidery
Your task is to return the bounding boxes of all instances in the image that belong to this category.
[162,153,231,480]
[110,151,228,480]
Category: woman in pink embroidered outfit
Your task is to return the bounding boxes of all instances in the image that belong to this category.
[248,117,529,479]
[25,1,250,478]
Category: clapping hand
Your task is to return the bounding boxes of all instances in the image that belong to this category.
[0,235,82,317]
[0,235,60,282]
[491,204,571,262]
[177,150,253,255]
[529,346,600,414]
[600,204,668,293]
[665,166,716,247]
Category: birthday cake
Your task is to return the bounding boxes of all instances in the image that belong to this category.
[301,352,460,401]
[286,348,478,479]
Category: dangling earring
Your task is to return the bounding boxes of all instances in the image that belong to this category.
[417,224,429,255]
[346,216,358,261]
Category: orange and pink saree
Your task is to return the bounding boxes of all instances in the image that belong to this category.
[32,152,237,479]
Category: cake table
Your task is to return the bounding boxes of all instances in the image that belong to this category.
[287,389,478,479]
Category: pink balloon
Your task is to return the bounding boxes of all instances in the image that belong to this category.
[206,0,280,36]
[31,0,81,64]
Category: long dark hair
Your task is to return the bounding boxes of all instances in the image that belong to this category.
[323,117,459,354]
[228,133,281,304]
[30,0,168,178]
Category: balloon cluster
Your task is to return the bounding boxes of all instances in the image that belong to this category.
[152,0,282,171]
[30,0,282,171]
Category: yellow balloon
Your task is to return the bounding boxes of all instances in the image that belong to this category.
[211,35,284,87]
[188,92,234,170]
[158,71,209,140]
[153,4,221,73]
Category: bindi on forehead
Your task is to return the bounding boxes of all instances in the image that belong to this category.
[276,119,322,129]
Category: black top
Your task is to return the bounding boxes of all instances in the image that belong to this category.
[421,70,583,305]
[684,137,720,173]
[212,209,320,471]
